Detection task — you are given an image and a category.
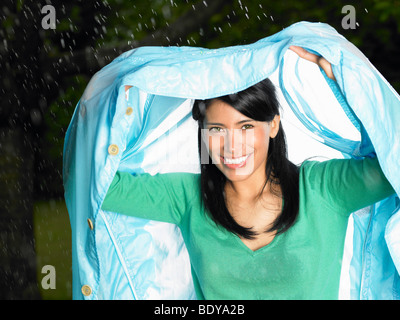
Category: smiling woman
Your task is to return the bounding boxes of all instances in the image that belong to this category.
[192,78,299,242]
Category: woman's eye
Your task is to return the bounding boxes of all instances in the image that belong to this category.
[209,127,224,133]
[242,124,253,130]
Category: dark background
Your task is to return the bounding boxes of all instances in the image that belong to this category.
[1,0,399,299]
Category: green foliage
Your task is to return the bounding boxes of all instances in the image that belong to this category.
[34,199,72,300]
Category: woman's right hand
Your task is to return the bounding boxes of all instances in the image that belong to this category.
[289,45,336,81]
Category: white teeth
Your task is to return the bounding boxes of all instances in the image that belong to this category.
[224,155,249,164]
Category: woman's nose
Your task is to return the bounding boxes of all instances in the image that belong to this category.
[224,129,242,155]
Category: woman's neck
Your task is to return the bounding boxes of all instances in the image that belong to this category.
[225,171,271,204]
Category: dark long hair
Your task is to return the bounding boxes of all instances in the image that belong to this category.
[192,78,300,239]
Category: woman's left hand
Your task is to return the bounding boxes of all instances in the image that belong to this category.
[289,45,336,81]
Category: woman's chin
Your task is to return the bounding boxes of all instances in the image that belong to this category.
[216,164,255,182]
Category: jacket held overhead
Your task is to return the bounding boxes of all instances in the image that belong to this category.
[63,21,400,300]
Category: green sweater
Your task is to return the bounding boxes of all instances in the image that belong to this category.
[101,157,395,299]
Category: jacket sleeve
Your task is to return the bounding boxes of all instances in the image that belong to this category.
[306,157,396,215]
[101,171,199,225]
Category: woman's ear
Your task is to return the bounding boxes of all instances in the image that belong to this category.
[269,115,281,139]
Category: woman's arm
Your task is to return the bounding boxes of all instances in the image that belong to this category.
[291,46,396,212]
[101,171,199,225]
[306,157,395,214]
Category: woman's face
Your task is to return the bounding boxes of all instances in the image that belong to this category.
[202,99,280,182]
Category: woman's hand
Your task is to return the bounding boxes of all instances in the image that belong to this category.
[289,45,336,81]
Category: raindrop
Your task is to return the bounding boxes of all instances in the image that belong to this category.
[162,5,172,19]
[30,109,42,126]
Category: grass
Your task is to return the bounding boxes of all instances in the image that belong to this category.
[33,199,72,300]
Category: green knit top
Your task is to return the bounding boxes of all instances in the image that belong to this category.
[102,157,395,299]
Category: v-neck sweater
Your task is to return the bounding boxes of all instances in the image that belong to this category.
[101,156,395,299]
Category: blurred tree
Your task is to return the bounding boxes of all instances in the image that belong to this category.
[0,0,398,299]
[0,0,121,299]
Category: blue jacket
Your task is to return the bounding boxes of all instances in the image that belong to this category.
[63,21,400,300]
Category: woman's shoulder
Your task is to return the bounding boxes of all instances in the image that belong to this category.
[298,156,389,193]
[298,157,356,187]
[300,157,358,171]
[298,156,395,213]
[298,157,329,174]
[300,156,378,173]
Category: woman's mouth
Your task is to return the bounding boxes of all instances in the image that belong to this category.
[220,154,251,169]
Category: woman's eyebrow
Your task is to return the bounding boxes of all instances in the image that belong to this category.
[236,119,254,124]
[206,119,254,126]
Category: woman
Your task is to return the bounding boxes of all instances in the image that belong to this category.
[101,47,395,299]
